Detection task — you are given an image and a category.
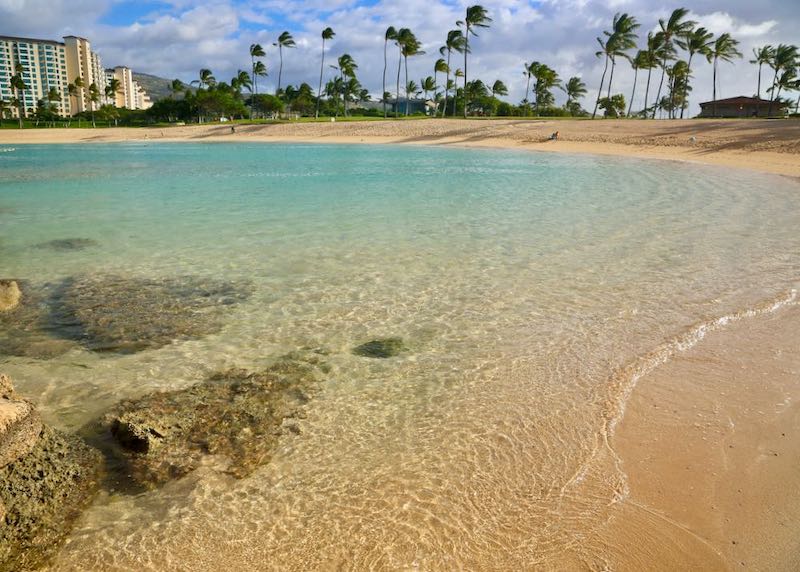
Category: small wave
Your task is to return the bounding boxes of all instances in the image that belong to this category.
[0,148,16,153]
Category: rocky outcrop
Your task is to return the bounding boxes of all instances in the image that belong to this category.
[34,238,99,252]
[0,375,103,572]
[352,337,407,358]
[93,352,326,488]
[0,274,252,358]
[0,281,21,313]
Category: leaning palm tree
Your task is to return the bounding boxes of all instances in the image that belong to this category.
[441,30,466,118]
[491,79,508,98]
[652,8,696,118]
[105,78,122,106]
[627,50,649,116]
[457,5,491,118]
[708,33,742,117]
[434,58,448,111]
[421,76,436,100]
[452,68,464,116]
[523,62,536,113]
[170,79,185,98]
[315,27,335,118]
[562,76,587,112]
[383,27,398,118]
[274,31,296,94]
[766,68,797,114]
[399,30,424,116]
[767,44,799,116]
[337,54,358,116]
[234,70,252,96]
[67,79,82,126]
[591,13,639,119]
[677,26,714,117]
[88,82,100,127]
[192,68,216,89]
[249,43,266,95]
[749,45,774,100]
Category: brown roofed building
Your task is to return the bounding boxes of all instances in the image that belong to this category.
[698,96,789,118]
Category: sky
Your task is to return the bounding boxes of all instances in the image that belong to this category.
[2,0,798,115]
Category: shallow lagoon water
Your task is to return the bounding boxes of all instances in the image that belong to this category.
[1,143,799,569]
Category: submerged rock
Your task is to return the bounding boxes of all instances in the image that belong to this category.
[0,375,103,572]
[0,375,42,470]
[34,238,99,251]
[49,274,253,353]
[0,280,21,312]
[352,337,407,358]
[94,353,326,488]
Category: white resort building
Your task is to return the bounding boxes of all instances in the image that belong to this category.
[0,35,152,118]
[104,66,152,111]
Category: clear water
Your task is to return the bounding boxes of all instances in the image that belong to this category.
[1,143,799,569]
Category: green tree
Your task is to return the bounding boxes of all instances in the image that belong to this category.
[192,69,216,89]
[105,77,122,107]
[396,28,424,116]
[627,51,649,116]
[641,32,664,118]
[767,44,799,116]
[652,8,696,118]
[421,76,436,100]
[562,76,587,114]
[88,82,100,127]
[170,79,185,98]
[592,12,639,119]
[383,27,398,118]
[316,27,335,118]
[708,33,742,117]
[10,63,27,128]
[249,43,266,95]
[274,31,296,94]
[599,94,626,118]
[441,30,466,117]
[458,5,492,118]
[232,70,252,97]
[677,27,714,117]
[434,58,448,111]
[749,45,774,100]
[491,79,508,98]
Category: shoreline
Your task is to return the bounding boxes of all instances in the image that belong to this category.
[1,118,799,178]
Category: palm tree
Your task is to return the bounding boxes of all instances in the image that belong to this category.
[767,68,798,115]
[383,27,398,118]
[46,86,61,115]
[458,5,492,118]
[88,82,100,127]
[421,76,436,100]
[562,76,587,112]
[337,54,358,116]
[192,69,216,89]
[170,79,185,99]
[523,62,536,113]
[677,27,714,117]
[316,27,335,119]
[533,64,560,111]
[233,70,252,96]
[274,31,296,94]
[434,58,448,111]
[592,13,639,119]
[749,45,774,100]
[105,78,122,107]
[652,8,696,119]
[10,64,27,128]
[767,44,799,116]
[491,79,508,98]
[452,68,464,116]
[249,43,266,95]
[641,32,663,118]
[708,33,742,117]
[399,30,424,116]
[627,51,649,117]
[441,30,466,118]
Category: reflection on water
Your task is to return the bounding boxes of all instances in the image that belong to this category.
[1,143,799,569]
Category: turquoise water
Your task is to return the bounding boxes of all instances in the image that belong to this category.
[1,143,799,569]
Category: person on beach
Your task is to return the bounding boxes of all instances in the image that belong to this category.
[548,131,559,141]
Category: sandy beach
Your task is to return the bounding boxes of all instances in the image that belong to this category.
[3,118,800,570]
[2,118,800,178]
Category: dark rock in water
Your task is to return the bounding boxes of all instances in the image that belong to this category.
[35,238,99,251]
[0,375,103,572]
[49,274,253,354]
[352,337,407,358]
[0,280,21,312]
[94,353,325,488]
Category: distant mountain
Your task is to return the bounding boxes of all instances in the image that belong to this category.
[132,72,193,101]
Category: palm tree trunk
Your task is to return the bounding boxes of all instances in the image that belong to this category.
[463,26,469,118]
[607,57,615,100]
[404,56,410,116]
[756,63,762,100]
[643,66,653,118]
[315,39,325,119]
[627,67,639,117]
[712,58,718,117]
[278,46,283,95]
[383,39,388,118]
[525,73,531,116]
[653,57,667,119]
[767,69,779,116]
[592,54,609,119]
[442,51,451,118]
[681,54,694,119]
[396,49,402,119]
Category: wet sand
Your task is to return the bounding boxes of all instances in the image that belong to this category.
[603,302,800,570]
[1,118,799,177]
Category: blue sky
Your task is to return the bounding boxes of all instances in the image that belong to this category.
[2,0,798,115]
